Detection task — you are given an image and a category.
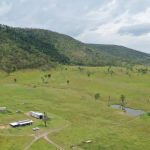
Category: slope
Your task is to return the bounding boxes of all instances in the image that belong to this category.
[0,24,150,72]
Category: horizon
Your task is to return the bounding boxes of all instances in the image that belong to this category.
[0,0,150,54]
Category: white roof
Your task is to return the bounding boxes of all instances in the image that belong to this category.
[10,122,18,126]
[10,120,33,126]
[31,111,44,116]
[18,120,33,125]
[18,120,33,123]
[0,107,6,110]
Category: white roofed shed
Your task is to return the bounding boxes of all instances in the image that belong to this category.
[10,120,33,127]
[30,111,44,119]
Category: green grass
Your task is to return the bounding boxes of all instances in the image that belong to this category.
[0,136,33,150]
[29,139,57,150]
[0,66,150,150]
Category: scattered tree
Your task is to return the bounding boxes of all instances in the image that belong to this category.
[120,94,126,111]
[87,71,91,77]
[48,74,51,78]
[95,93,101,100]
[107,66,114,76]
[78,67,84,72]
[43,112,48,127]
[108,66,112,73]
[137,68,148,74]
[67,80,70,84]
[147,112,150,116]
[110,70,114,76]
[14,78,17,83]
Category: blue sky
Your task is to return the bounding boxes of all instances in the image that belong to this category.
[0,0,150,53]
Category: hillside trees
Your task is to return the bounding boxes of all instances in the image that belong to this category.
[0,24,150,72]
[0,55,16,74]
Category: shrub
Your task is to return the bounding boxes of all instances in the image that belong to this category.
[147,112,150,116]
[95,93,100,100]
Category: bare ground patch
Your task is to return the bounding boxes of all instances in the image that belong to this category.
[0,124,10,129]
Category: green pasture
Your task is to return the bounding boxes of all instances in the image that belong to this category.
[0,66,149,149]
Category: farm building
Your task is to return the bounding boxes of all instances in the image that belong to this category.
[0,107,6,112]
[30,111,44,119]
[10,120,33,127]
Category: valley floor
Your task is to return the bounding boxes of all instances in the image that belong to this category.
[0,66,150,150]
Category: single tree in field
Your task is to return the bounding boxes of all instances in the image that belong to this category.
[107,66,112,73]
[48,74,51,78]
[107,66,114,76]
[110,70,114,76]
[14,78,17,83]
[43,112,48,127]
[67,80,70,84]
[95,93,100,100]
[87,71,91,77]
[120,94,126,111]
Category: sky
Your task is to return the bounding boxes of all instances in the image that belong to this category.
[0,0,150,53]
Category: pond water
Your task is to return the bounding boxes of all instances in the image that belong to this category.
[111,104,145,117]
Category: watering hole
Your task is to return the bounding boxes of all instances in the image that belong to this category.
[111,104,145,117]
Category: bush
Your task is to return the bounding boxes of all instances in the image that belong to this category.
[94,93,100,100]
[147,112,150,116]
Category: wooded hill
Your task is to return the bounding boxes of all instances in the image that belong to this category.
[0,24,150,72]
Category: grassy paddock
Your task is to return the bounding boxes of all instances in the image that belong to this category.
[0,66,150,149]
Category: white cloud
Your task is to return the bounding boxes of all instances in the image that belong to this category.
[0,0,150,53]
[0,1,12,17]
[76,0,150,53]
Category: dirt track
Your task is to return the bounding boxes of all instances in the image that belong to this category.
[23,123,69,150]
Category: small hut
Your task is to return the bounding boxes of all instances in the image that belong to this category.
[0,107,6,112]
[30,111,44,119]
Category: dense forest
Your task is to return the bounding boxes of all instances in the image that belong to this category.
[0,24,150,72]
